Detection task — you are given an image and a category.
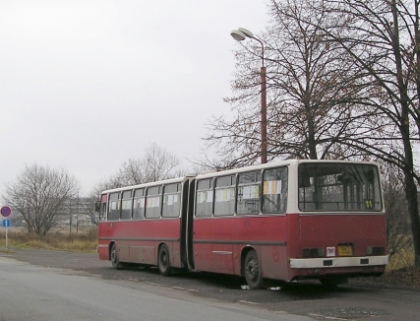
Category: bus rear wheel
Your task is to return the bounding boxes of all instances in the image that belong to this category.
[110,244,123,270]
[244,250,263,289]
[158,244,171,276]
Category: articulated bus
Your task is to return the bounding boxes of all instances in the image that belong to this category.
[96,160,388,288]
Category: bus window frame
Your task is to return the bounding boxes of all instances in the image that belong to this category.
[145,185,162,219]
[237,170,262,216]
[133,188,145,220]
[261,166,288,215]
[120,190,133,220]
[162,183,181,218]
[195,178,214,218]
[214,175,236,217]
[107,192,121,221]
[297,163,383,212]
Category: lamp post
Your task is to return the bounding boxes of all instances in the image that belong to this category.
[230,27,267,164]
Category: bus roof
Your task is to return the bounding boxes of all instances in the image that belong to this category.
[195,159,378,180]
[100,159,379,194]
[101,176,193,195]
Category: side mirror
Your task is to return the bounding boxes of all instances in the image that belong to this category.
[94,201,101,212]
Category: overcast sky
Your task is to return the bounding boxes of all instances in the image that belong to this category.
[0,1,269,198]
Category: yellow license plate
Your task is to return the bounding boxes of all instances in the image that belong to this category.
[338,246,353,256]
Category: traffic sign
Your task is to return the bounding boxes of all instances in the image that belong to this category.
[0,206,12,218]
[2,219,11,228]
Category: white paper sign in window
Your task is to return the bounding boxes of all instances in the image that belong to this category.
[167,195,174,205]
[147,196,160,208]
[263,180,282,195]
[243,185,259,199]
[216,189,232,202]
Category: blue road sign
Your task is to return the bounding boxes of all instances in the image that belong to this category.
[2,219,11,228]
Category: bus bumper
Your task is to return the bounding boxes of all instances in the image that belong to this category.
[289,255,389,269]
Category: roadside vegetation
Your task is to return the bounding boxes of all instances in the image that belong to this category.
[0,227,97,253]
[370,247,420,290]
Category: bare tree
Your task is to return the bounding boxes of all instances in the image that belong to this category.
[208,0,420,267]
[303,0,420,266]
[3,164,79,236]
[92,143,182,196]
[382,165,412,261]
[206,0,371,163]
[142,143,182,182]
[192,152,245,172]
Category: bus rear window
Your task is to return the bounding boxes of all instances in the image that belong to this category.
[298,163,382,212]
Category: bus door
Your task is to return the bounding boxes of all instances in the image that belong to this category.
[97,194,110,260]
[180,178,193,269]
[192,175,235,274]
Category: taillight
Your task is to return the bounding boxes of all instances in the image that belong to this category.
[303,247,325,258]
[366,246,384,256]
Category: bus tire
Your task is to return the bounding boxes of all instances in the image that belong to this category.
[110,244,123,270]
[158,244,171,276]
[244,250,263,289]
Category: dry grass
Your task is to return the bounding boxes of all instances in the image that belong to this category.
[386,246,415,272]
[379,247,420,289]
[380,266,420,289]
[0,227,97,252]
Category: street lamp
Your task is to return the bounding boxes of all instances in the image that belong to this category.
[230,27,267,164]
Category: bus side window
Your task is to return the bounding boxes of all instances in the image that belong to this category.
[108,192,120,220]
[262,167,288,214]
[214,175,235,216]
[195,179,213,217]
[237,171,261,215]
[133,188,145,219]
[100,203,107,221]
[145,186,161,219]
[121,190,133,220]
[99,194,107,221]
[162,183,181,218]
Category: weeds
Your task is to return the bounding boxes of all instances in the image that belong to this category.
[387,245,415,272]
[0,227,97,252]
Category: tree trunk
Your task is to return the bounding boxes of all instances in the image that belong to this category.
[404,170,420,266]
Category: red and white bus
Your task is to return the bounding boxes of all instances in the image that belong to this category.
[96,160,388,288]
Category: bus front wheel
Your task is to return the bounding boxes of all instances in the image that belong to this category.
[244,250,263,289]
[158,244,171,276]
[110,244,123,270]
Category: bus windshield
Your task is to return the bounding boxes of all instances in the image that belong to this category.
[298,163,382,212]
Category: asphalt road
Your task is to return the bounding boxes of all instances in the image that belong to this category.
[0,255,312,321]
[1,249,420,320]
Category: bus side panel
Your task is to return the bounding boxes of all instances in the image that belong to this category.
[193,218,234,274]
[235,216,289,281]
[260,244,288,281]
[98,219,182,267]
[193,216,289,280]
[98,222,110,260]
[286,213,301,281]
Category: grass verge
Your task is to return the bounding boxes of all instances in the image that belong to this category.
[0,227,97,252]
